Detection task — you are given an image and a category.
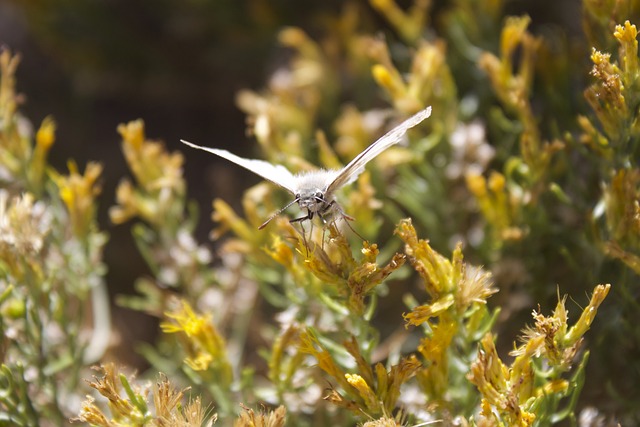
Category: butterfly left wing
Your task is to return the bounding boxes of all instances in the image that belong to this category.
[325,106,432,194]
[181,139,297,194]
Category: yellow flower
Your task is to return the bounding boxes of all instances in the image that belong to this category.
[415,319,456,400]
[298,329,347,383]
[469,333,538,426]
[372,64,406,102]
[465,171,525,244]
[368,0,430,44]
[510,284,610,368]
[51,160,102,237]
[162,301,205,336]
[480,15,539,112]
[613,21,639,90]
[266,224,406,314]
[111,119,185,226]
[470,285,610,425]
[161,300,232,385]
[563,284,610,346]
[583,21,640,148]
[468,334,509,409]
[404,294,455,327]
[540,379,569,395]
[346,373,379,412]
[28,116,56,189]
[501,16,532,62]
[302,330,420,417]
[396,218,461,298]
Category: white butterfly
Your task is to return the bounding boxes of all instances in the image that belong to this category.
[181,106,431,229]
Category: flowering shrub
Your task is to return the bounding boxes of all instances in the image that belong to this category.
[1,1,638,425]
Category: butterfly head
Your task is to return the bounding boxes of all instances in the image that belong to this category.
[296,189,331,213]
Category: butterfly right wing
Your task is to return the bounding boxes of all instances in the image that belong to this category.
[181,140,297,195]
[325,106,432,194]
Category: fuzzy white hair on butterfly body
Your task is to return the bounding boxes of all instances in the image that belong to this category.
[181,106,431,229]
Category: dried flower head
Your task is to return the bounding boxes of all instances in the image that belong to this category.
[75,364,214,427]
[0,190,51,260]
[234,404,286,427]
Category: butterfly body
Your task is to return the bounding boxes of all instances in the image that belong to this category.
[181,106,431,229]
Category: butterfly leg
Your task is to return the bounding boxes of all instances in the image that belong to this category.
[318,200,336,224]
[327,201,364,240]
[324,200,355,221]
[316,202,334,249]
[290,211,314,252]
[289,211,313,225]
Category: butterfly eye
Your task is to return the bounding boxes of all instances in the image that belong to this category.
[315,191,324,199]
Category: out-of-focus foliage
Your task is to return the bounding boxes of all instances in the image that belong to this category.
[1,0,638,425]
[0,48,111,426]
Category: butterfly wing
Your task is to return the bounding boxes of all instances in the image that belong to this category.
[325,106,432,194]
[181,140,297,194]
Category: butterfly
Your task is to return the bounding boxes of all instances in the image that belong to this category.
[181,106,431,229]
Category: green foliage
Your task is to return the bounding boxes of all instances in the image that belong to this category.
[1,0,639,425]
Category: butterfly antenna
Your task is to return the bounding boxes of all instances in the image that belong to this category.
[258,197,299,230]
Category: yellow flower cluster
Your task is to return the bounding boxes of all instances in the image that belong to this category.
[581,20,640,165]
[110,119,185,226]
[0,50,59,193]
[468,284,610,426]
[370,38,454,128]
[396,219,497,404]
[478,16,563,200]
[161,299,232,386]
[51,161,103,237]
[299,330,420,418]
[269,223,407,315]
[466,171,525,244]
[582,21,640,274]
[369,0,430,43]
